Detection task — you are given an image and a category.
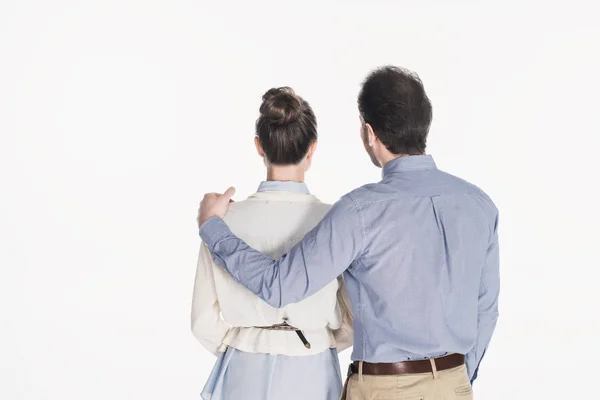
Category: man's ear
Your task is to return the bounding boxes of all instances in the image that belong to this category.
[365,123,377,146]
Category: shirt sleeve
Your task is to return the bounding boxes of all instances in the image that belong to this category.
[466,214,500,382]
[199,195,365,308]
[331,275,354,352]
[190,243,230,356]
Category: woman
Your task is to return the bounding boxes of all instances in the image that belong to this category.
[191,87,353,400]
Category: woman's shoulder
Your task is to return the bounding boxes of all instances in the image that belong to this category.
[222,197,332,233]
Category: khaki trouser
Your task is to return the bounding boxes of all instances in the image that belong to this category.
[340,361,473,400]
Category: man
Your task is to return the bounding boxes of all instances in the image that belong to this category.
[197,66,499,399]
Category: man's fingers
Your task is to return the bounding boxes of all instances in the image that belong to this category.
[202,192,219,202]
[221,187,236,203]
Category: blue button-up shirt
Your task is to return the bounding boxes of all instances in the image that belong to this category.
[200,155,499,381]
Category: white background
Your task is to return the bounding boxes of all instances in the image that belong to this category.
[1,1,599,399]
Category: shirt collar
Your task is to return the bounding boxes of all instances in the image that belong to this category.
[256,181,311,195]
[382,155,437,177]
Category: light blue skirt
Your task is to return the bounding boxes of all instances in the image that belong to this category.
[201,347,343,400]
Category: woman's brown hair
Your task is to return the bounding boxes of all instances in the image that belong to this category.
[255,87,317,165]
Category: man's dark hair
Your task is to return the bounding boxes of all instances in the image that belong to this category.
[358,66,432,155]
[255,87,317,165]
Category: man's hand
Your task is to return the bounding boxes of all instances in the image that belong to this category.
[197,187,236,228]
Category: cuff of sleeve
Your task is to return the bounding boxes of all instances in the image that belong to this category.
[199,216,231,249]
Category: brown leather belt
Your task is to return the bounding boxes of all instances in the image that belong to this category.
[349,353,465,376]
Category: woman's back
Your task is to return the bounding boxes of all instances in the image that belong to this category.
[193,184,351,356]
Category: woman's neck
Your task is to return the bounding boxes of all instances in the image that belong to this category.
[266,165,305,182]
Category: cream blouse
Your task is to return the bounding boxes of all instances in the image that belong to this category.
[191,184,353,356]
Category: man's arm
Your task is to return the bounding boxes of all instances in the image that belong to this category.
[191,243,230,356]
[199,195,365,308]
[466,214,500,383]
[331,276,354,352]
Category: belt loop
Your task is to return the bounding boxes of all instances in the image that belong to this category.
[358,361,364,382]
[429,358,438,379]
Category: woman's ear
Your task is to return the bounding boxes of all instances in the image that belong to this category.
[254,136,265,158]
[255,136,268,167]
[305,140,318,161]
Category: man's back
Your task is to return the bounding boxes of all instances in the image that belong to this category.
[343,155,499,377]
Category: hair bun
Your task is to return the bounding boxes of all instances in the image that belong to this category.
[259,87,303,125]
